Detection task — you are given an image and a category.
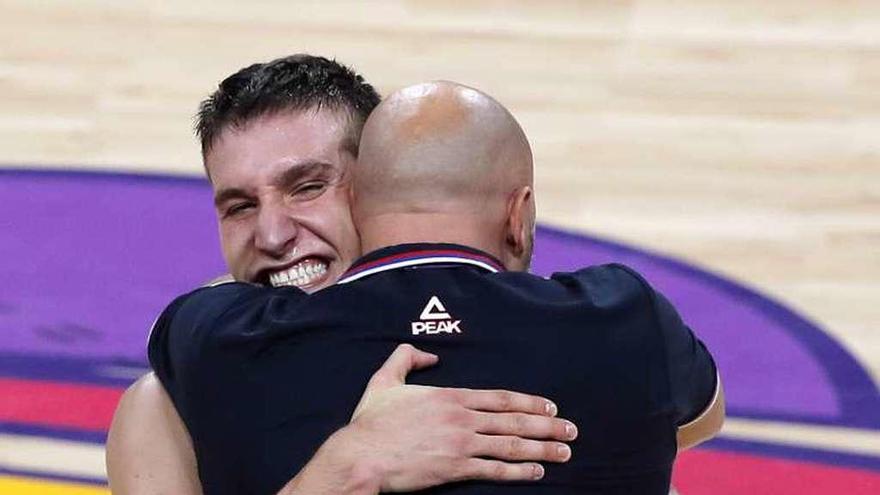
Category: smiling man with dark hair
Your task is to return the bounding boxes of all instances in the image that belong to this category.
[197,54,380,290]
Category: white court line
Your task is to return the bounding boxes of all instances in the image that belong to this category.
[0,434,106,480]
[719,418,880,457]
[0,419,877,482]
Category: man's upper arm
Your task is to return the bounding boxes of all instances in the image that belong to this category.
[650,286,723,448]
[106,373,202,495]
[146,282,312,490]
[676,376,724,450]
[564,263,722,448]
[106,284,261,495]
[147,282,267,407]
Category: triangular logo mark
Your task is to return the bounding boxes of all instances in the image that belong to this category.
[411,295,462,335]
[419,296,451,320]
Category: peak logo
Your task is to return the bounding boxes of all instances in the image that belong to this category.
[411,296,462,335]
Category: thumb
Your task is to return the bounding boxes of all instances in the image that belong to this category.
[351,344,438,421]
[369,344,439,390]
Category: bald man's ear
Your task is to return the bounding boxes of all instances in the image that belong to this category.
[505,186,534,269]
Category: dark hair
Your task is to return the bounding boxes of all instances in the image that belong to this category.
[195,54,381,156]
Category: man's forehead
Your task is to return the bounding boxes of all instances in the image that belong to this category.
[217,109,349,150]
[205,108,352,184]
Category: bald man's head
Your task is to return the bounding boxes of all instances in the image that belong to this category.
[352,81,536,271]
[355,82,532,216]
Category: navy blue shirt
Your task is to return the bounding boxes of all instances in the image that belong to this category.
[149,243,717,495]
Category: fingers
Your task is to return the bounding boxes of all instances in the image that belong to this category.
[472,411,577,441]
[469,435,572,463]
[453,389,558,417]
[368,344,439,390]
[457,459,545,482]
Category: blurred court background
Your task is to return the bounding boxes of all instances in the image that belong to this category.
[1,1,878,493]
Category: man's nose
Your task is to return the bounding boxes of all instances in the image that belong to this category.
[254,202,299,257]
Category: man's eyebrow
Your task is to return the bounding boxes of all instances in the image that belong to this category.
[213,187,251,207]
[274,160,336,187]
[213,161,337,207]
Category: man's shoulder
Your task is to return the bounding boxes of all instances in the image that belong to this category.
[539,263,652,302]
[154,282,264,332]
[555,263,648,288]
[180,280,258,307]
[180,281,310,317]
[474,263,656,317]
[148,282,311,352]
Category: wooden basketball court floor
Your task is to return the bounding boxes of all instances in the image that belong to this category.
[1,1,878,493]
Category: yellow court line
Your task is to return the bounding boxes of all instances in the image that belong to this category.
[0,476,108,495]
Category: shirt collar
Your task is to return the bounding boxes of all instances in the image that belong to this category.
[337,243,505,285]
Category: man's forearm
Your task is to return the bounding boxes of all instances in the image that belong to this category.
[279,344,574,493]
[277,426,382,495]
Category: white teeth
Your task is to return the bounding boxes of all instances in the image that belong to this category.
[269,260,328,288]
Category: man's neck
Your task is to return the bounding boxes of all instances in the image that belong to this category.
[357,212,503,263]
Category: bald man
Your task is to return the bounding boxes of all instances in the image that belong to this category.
[148,82,722,494]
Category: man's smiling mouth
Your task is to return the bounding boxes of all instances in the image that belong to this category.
[267,257,329,288]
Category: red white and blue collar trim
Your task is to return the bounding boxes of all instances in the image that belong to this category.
[338,244,505,285]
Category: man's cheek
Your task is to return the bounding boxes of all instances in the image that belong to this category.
[219,228,249,279]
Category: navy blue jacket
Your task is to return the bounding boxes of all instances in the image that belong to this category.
[149,243,717,494]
